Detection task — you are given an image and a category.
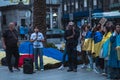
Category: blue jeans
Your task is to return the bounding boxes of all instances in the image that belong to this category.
[34,48,44,69]
[62,49,68,64]
[87,51,93,69]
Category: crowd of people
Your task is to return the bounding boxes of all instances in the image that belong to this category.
[58,21,120,80]
[1,21,120,80]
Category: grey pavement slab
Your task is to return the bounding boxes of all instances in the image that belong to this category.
[0,65,107,80]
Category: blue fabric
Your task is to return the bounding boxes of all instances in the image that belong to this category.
[43,48,64,61]
[19,26,25,34]
[85,31,92,39]
[19,41,65,61]
[102,39,110,58]
[93,31,103,43]
[24,27,28,34]
[116,34,120,46]
[19,41,33,54]
[108,35,120,68]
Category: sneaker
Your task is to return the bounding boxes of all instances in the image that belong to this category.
[14,67,20,71]
[58,65,64,70]
[35,67,40,71]
[93,68,100,74]
[9,67,13,72]
[9,69,13,72]
[101,73,107,76]
[41,69,44,71]
[81,64,87,69]
[73,69,77,72]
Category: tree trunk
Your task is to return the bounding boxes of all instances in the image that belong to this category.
[33,0,46,36]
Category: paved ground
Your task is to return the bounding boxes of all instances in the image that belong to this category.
[0,65,107,80]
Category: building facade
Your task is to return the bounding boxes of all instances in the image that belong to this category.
[62,0,112,27]
[0,0,62,34]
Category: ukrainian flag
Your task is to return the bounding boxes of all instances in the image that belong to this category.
[101,32,112,58]
[92,31,103,57]
[82,31,93,51]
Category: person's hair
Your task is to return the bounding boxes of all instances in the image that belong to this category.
[104,26,111,33]
[115,23,120,26]
[96,23,102,31]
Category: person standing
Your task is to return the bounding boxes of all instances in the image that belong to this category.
[107,24,120,79]
[30,27,45,71]
[58,25,69,70]
[2,22,20,72]
[64,22,80,72]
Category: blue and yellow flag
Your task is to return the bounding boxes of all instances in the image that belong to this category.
[101,32,112,58]
[82,31,93,51]
[92,31,103,57]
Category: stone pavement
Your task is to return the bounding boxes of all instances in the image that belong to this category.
[0,65,107,80]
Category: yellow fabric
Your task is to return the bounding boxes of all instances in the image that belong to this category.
[91,40,95,54]
[43,56,60,65]
[116,46,120,60]
[82,38,93,51]
[0,52,60,66]
[0,52,6,65]
[101,32,112,44]
[93,42,101,57]
[92,32,112,57]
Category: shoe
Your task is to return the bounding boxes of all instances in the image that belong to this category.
[101,73,107,76]
[73,69,77,72]
[67,69,73,72]
[9,67,13,72]
[41,69,44,71]
[35,68,40,71]
[81,64,86,69]
[93,68,100,74]
[9,69,13,72]
[14,67,20,71]
[58,65,64,70]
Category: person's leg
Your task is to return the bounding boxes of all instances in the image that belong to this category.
[62,49,67,64]
[67,47,73,71]
[58,49,67,70]
[39,48,44,70]
[72,48,77,72]
[81,50,87,68]
[6,49,13,72]
[87,52,93,69]
[34,48,39,69]
[12,48,20,70]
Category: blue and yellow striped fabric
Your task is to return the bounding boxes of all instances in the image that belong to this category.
[82,31,93,51]
[100,32,112,58]
[92,31,103,57]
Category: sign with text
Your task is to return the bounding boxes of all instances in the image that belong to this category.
[99,18,107,26]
